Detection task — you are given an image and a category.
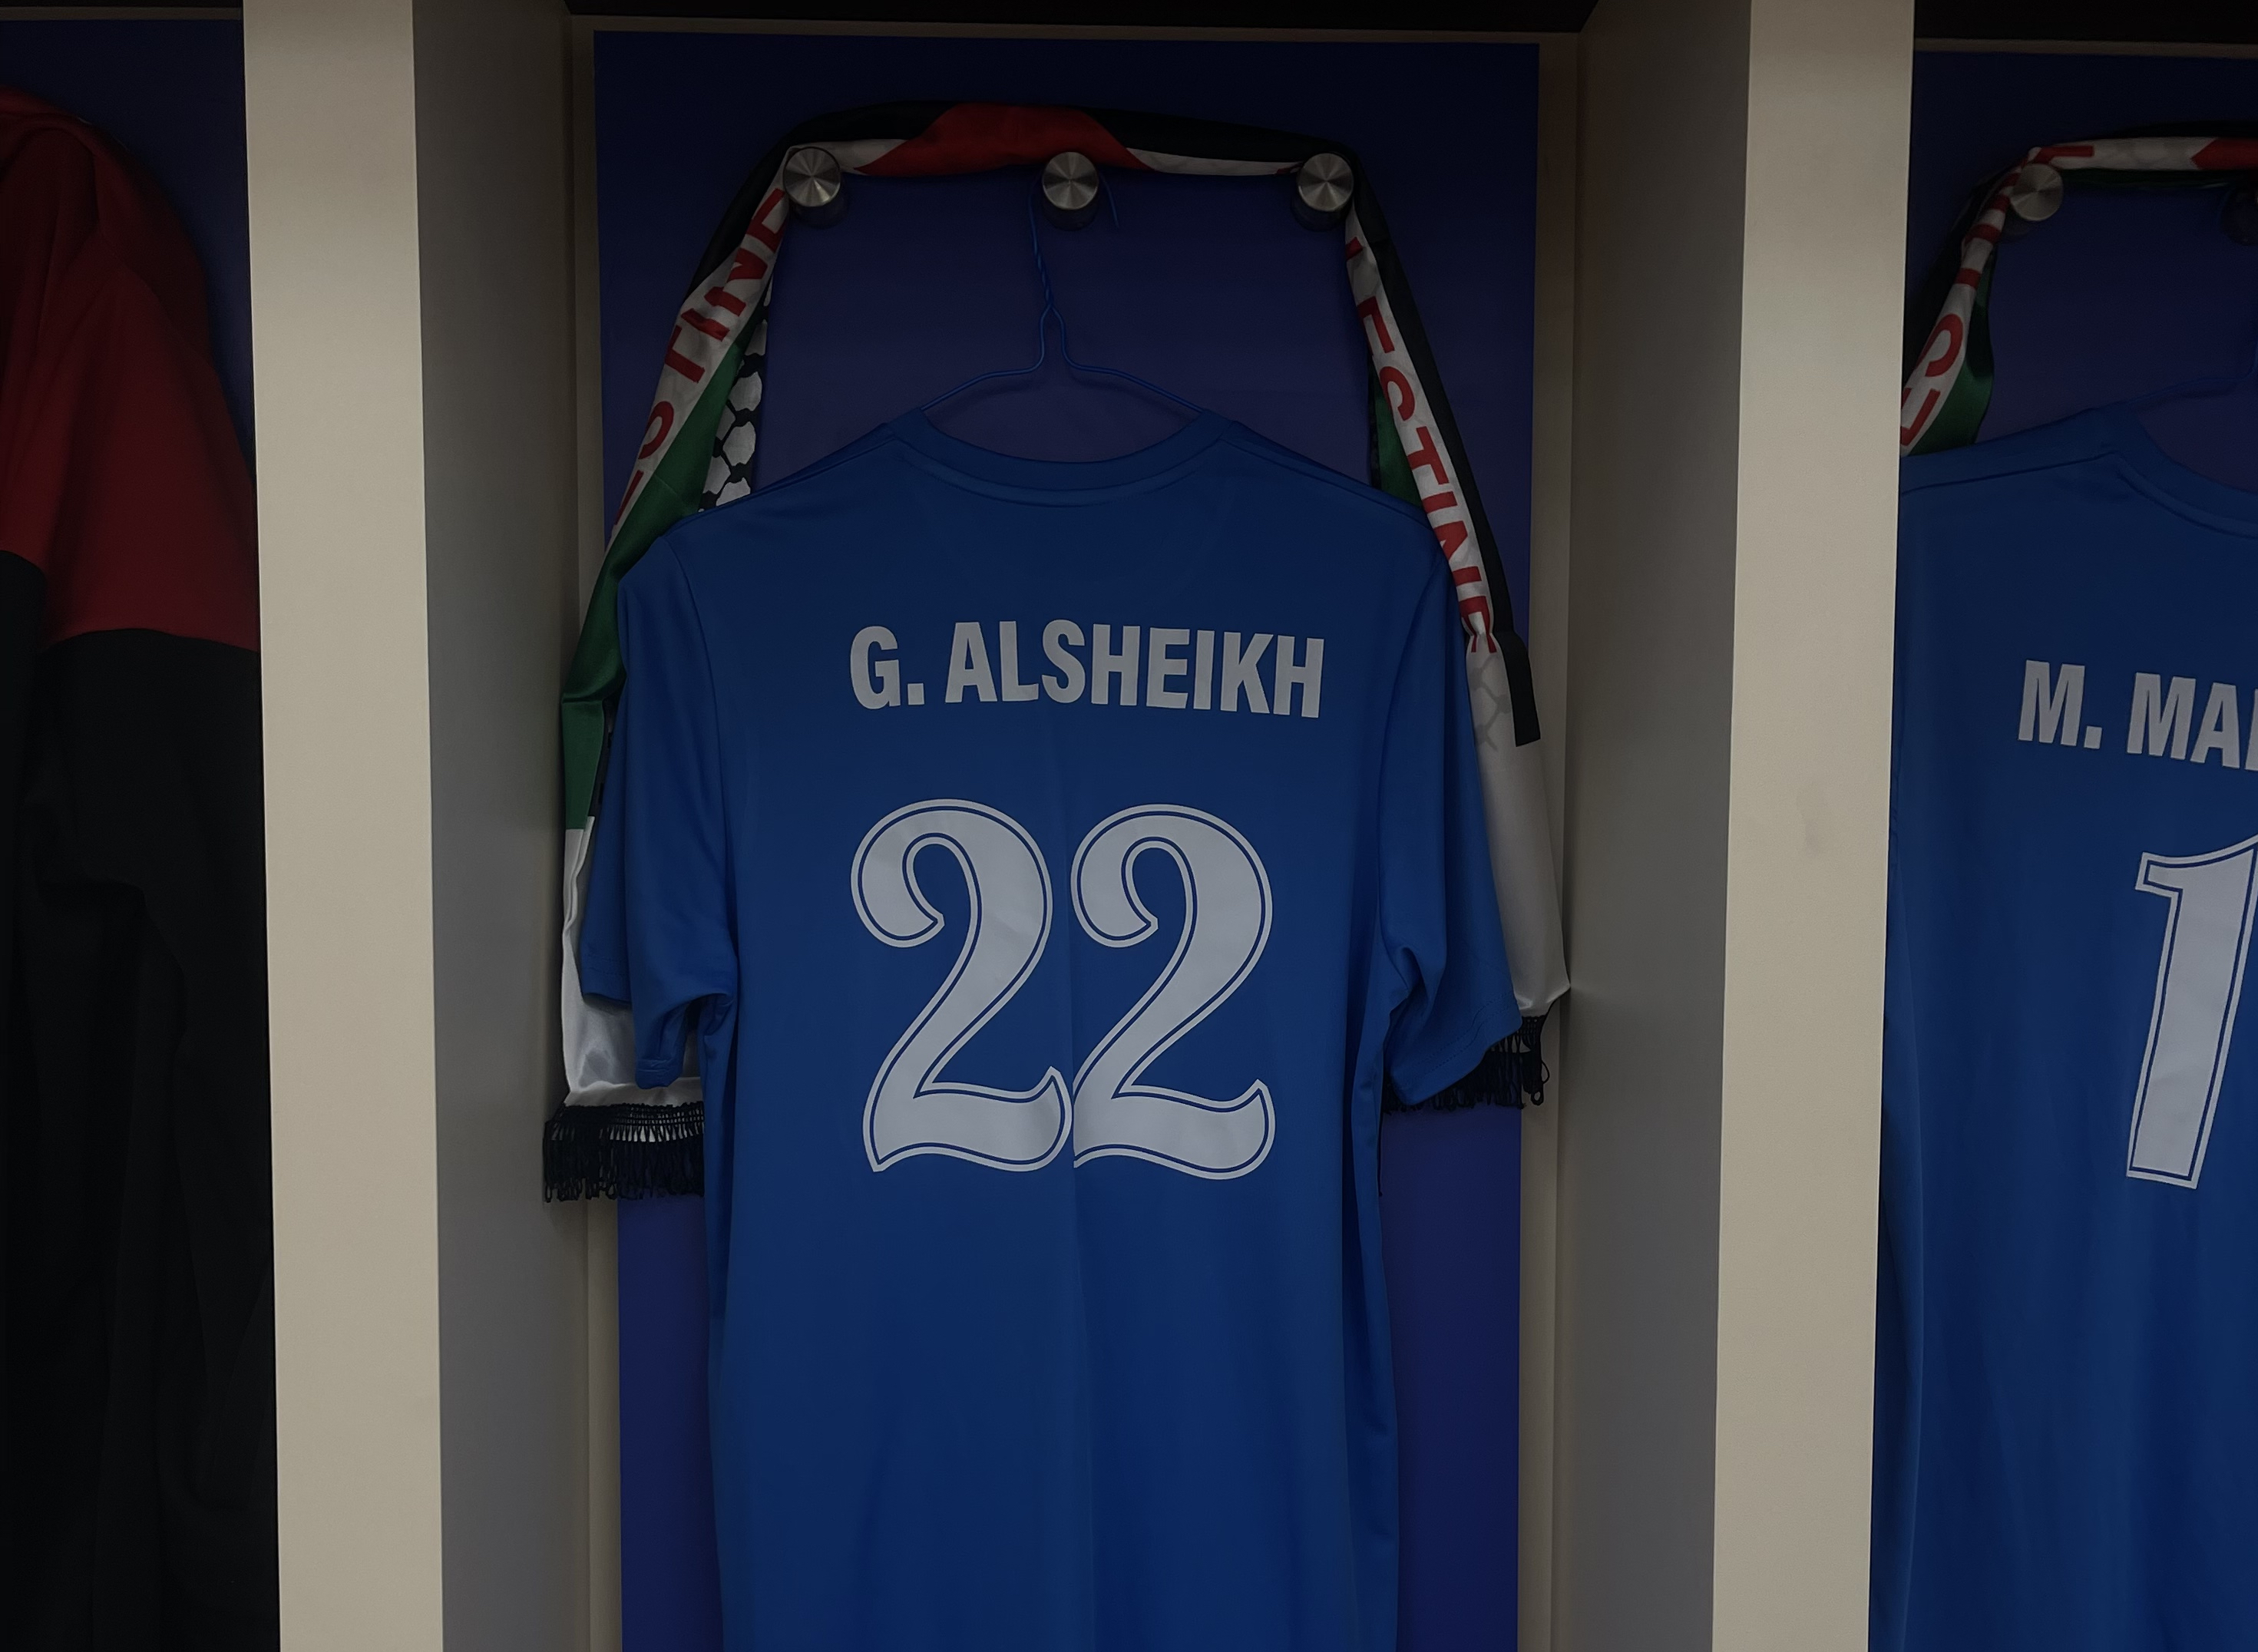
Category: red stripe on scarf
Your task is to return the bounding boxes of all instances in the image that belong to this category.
[858,104,1146,177]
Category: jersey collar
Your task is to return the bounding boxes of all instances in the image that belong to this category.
[887,406,1231,500]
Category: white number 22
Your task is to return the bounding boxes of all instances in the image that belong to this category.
[851,799,1274,1180]
[852,801,1072,1173]
[2127,832,2258,1188]
[1071,807,1274,1178]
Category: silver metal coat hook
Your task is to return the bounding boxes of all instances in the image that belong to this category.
[784,146,846,226]
[1294,153,1353,230]
[1040,151,1101,230]
[2006,161,2062,226]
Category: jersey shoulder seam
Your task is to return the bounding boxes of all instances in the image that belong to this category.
[1899,438,2111,500]
[673,427,905,537]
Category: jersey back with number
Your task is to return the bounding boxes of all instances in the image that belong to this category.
[580,409,1517,1652]
[1879,406,2258,1652]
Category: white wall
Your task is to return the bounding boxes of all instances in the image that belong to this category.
[1713,5,1909,1644]
[248,1,585,1645]
[412,1,586,1647]
[248,2,446,1641]
[1520,31,1579,1652]
[1553,1,1909,1646]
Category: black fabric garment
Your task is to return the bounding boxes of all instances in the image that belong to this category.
[2,613,276,1652]
[0,550,39,1462]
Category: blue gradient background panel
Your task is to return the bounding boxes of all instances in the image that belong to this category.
[594,31,1536,1652]
[1907,51,2258,447]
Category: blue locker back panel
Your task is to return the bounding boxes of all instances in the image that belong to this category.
[595,31,1536,1652]
[1909,51,2258,447]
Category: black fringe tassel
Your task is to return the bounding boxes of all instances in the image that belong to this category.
[1383,1013,1549,1114]
[544,1101,705,1201]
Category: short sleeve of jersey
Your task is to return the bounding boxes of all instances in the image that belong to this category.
[1376,560,1521,1102]
[579,537,736,1089]
[577,758,630,1006]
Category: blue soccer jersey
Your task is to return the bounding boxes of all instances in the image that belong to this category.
[1878,405,2258,1651]
[580,409,1518,1652]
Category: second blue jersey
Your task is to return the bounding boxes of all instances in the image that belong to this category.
[1880,405,2258,1651]
[581,409,1517,1652]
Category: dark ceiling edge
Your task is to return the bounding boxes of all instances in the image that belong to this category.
[18,0,2258,44]
[1914,0,2258,45]
[559,2,1598,24]
[559,0,2258,41]
[0,5,243,12]
[1917,36,2258,47]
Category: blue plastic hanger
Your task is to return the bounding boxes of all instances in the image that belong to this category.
[921,187,1202,418]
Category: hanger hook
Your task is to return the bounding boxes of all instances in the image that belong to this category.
[1027,191,1066,362]
[921,171,1202,418]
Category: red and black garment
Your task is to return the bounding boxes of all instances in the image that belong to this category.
[0,87,273,1651]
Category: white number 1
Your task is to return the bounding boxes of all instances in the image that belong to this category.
[2127,833,2258,1188]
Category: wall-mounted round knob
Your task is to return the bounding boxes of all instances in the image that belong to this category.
[1041,151,1101,230]
[1294,152,1354,229]
[784,146,846,226]
[2005,160,2062,224]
